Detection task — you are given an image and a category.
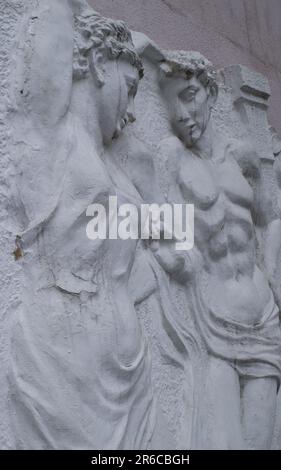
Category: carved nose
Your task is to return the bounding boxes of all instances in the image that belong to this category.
[127,99,136,123]
[179,116,192,123]
[178,108,193,123]
[127,110,136,123]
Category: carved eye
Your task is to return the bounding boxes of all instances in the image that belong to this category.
[127,81,137,98]
[179,87,198,102]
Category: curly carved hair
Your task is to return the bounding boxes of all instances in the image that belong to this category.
[159,50,218,94]
[73,13,143,81]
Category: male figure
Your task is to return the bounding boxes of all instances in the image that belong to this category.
[154,50,281,449]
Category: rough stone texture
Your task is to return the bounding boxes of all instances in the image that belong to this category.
[0,0,31,450]
[1,0,281,450]
[88,0,281,136]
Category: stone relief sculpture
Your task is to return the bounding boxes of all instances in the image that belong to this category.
[9,0,173,450]
[155,50,281,449]
[114,37,201,450]
[1,0,281,450]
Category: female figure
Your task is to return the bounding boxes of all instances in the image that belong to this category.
[10,6,171,449]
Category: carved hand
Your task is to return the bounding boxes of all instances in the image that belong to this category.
[149,239,196,283]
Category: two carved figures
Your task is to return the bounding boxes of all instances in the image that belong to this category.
[8,0,281,449]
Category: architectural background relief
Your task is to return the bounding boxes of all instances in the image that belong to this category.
[88,0,281,137]
[0,0,281,449]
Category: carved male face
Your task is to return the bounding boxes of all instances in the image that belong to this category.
[161,74,216,147]
[96,58,139,145]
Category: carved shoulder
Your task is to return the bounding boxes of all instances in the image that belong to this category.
[225,138,261,181]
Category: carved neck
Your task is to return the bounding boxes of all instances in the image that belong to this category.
[70,77,104,156]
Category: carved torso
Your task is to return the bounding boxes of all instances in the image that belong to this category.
[173,139,272,325]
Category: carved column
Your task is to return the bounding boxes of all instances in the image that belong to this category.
[222,65,277,252]
[222,64,272,161]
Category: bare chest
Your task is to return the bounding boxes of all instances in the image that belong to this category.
[178,155,254,210]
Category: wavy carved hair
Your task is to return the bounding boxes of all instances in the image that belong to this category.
[159,50,218,96]
[73,13,143,81]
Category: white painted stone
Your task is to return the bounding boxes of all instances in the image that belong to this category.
[0,0,281,450]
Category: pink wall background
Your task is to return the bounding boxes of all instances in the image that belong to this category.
[88,0,281,135]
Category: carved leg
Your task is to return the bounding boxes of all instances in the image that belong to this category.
[202,356,244,449]
[241,377,278,449]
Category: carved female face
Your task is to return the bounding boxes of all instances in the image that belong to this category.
[162,74,216,147]
[97,58,139,145]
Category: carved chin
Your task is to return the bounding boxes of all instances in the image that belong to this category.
[185,127,203,147]
[183,132,197,147]
[112,124,122,140]
[112,119,128,140]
